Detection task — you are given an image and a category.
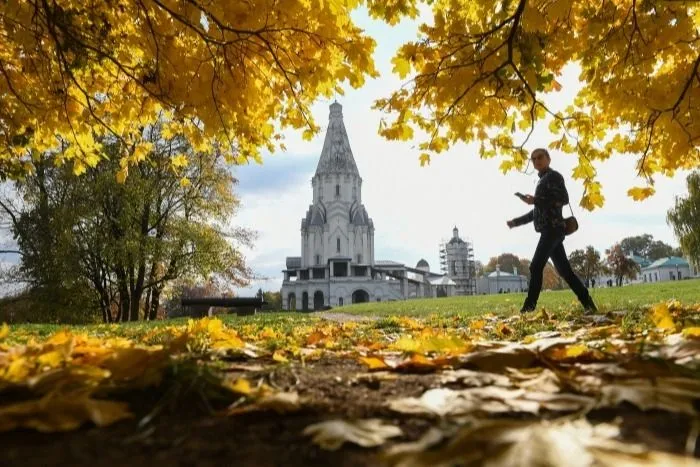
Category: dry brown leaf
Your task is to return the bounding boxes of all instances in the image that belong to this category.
[0,392,132,433]
[507,368,562,393]
[457,344,537,372]
[597,377,700,415]
[223,363,266,372]
[438,369,510,387]
[256,391,301,414]
[383,427,446,458]
[383,418,699,467]
[395,354,438,372]
[303,419,402,450]
[351,372,399,385]
[388,386,592,417]
[657,334,700,366]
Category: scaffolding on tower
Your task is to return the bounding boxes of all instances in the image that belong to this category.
[439,233,477,295]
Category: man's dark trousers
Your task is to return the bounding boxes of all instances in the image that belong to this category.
[525,227,591,308]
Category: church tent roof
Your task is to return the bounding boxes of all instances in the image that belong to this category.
[314,102,360,177]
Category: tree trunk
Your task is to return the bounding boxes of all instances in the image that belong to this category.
[148,287,161,321]
[144,289,151,321]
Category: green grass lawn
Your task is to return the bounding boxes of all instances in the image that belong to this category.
[336,278,700,318]
[7,279,700,341]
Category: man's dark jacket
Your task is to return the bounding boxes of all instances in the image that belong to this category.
[512,168,569,232]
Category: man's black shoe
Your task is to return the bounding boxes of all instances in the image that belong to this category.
[582,297,598,314]
[520,305,536,313]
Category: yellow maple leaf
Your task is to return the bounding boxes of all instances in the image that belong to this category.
[37,351,66,368]
[0,323,8,340]
[391,56,411,79]
[681,327,700,339]
[272,350,289,363]
[496,323,514,337]
[627,186,655,201]
[227,378,253,396]
[116,167,128,184]
[0,392,132,433]
[419,153,431,167]
[359,356,389,371]
[650,303,675,330]
[547,343,589,361]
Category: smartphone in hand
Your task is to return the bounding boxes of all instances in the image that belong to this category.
[514,192,527,200]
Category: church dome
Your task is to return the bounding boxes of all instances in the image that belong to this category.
[416,259,430,271]
[350,205,369,225]
[304,204,326,227]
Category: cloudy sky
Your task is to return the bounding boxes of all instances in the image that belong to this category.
[232,8,692,295]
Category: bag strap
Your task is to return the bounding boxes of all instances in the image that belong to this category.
[568,203,574,217]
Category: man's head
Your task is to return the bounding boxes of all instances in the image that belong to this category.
[530,148,551,172]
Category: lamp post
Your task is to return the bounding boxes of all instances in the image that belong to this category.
[496,263,500,294]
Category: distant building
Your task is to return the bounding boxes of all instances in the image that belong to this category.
[641,256,697,283]
[476,265,528,295]
[596,254,699,287]
[439,227,477,295]
[280,103,456,310]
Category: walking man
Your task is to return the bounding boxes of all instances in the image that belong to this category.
[507,148,597,313]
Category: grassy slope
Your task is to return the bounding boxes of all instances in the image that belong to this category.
[8,279,700,340]
[337,278,700,317]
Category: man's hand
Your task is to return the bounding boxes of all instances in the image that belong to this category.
[506,220,515,229]
[521,194,535,205]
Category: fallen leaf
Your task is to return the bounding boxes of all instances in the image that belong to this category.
[0,323,9,340]
[223,363,266,372]
[359,356,389,371]
[457,343,537,372]
[384,427,446,458]
[651,303,675,330]
[597,377,700,415]
[272,350,288,363]
[303,419,402,450]
[545,343,605,362]
[388,386,592,417]
[395,354,437,372]
[438,369,510,387]
[0,392,132,433]
[507,368,562,393]
[256,391,301,414]
[351,372,398,386]
[383,418,696,467]
[496,323,514,337]
[226,378,253,396]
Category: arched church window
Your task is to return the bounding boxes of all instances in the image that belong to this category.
[352,185,357,200]
[357,254,362,264]
[315,254,321,265]
[335,184,340,197]
[336,237,341,253]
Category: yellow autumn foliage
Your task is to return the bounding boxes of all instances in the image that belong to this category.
[375,0,700,209]
[0,0,378,178]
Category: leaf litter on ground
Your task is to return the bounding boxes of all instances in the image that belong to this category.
[0,300,699,464]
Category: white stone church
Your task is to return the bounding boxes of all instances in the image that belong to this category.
[281,102,461,311]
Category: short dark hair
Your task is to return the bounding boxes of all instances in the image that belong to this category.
[531,148,550,159]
